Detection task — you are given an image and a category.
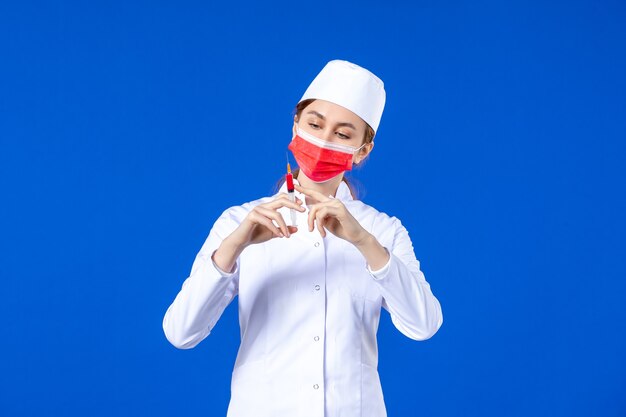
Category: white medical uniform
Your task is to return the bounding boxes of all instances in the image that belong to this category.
[163,180,443,417]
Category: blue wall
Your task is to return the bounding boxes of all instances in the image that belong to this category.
[1,1,624,415]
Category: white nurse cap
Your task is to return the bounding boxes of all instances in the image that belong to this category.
[298,60,386,133]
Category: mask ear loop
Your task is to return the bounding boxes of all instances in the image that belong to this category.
[353,141,371,166]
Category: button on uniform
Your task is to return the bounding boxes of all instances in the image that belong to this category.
[297,230,325,417]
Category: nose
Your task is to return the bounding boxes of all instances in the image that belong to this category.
[320,128,335,142]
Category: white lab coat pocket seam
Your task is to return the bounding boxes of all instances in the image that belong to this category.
[361,363,387,417]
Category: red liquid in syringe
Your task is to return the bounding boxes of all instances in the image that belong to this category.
[286,163,294,192]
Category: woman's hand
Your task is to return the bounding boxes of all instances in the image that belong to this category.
[295,184,369,245]
[296,184,390,270]
[212,194,305,273]
[232,194,305,247]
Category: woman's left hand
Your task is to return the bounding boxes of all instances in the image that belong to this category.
[295,184,370,246]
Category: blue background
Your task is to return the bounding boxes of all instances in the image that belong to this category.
[1,1,625,416]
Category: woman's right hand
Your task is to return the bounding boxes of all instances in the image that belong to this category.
[232,194,305,247]
[212,194,305,273]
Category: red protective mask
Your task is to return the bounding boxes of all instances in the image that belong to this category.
[288,127,364,183]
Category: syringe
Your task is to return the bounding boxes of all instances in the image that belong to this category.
[286,163,297,227]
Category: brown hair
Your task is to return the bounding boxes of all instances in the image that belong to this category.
[278,99,375,199]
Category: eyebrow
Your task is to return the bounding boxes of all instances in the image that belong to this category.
[305,110,357,130]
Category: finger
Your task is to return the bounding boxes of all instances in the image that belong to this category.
[294,184,332,203]
[316,200,342,213]
[310,201,342,220]
[279,193,304,205]
[308,205,331,238]
[315,212,327,238]
[249,208,284,237]
[255,206,290,237]
[315,206,333,238]
[265,195,306,212]
[248,211,283,238]
[266,194,292,206]
[285,193,305,207]
[307,205,317,233]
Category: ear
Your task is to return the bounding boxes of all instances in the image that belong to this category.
[354,141,374,165]
[292,116,299,138]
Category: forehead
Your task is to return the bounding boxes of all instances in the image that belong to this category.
[304,100,366,127]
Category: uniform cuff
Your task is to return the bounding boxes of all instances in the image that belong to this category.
[211,251,239,278]
[367,251,392,281]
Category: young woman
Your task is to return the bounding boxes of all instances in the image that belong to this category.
[163,60,443,417]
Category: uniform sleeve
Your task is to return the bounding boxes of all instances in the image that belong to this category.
[162,207,243,349]
[368,218,443,341]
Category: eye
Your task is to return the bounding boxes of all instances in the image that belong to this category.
[308,123,321,129]
[336,132,350,140]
